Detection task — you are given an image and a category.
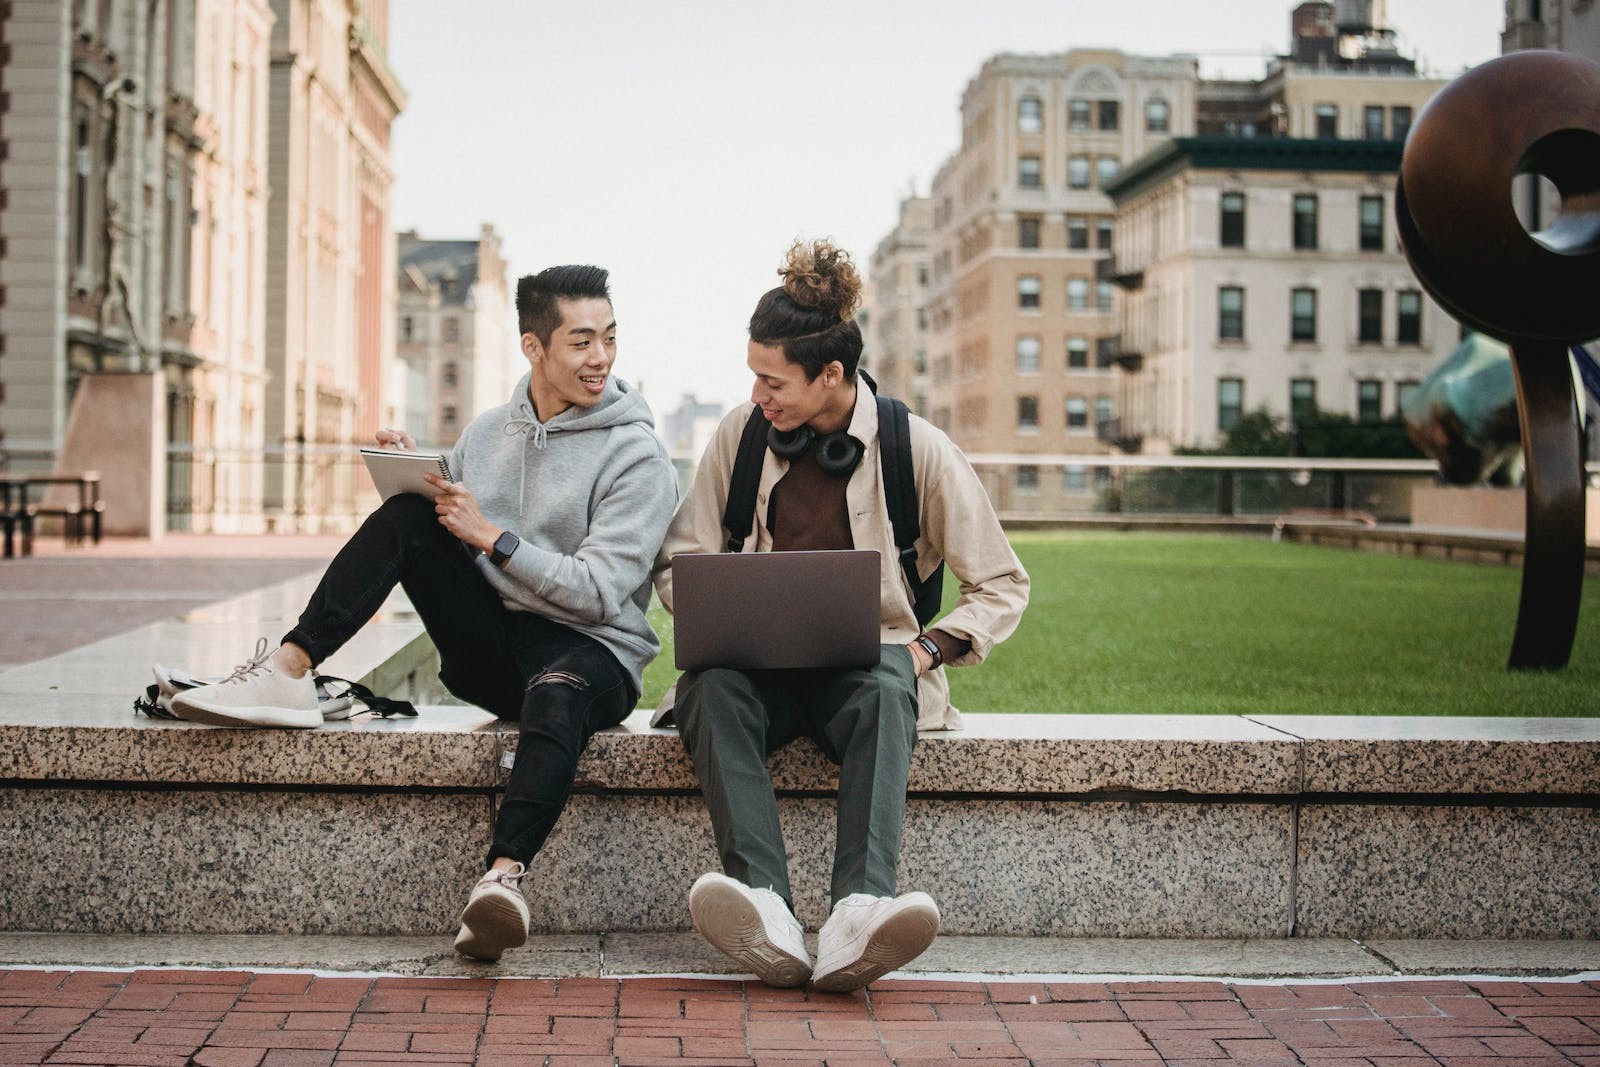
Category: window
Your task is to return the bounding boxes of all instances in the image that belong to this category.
[1065,465,1087,492]
[1359,289,1384,343]
[1290,379,1317,424]
[1067,277,1089,312]
[1069,98,1091,131]
[1291,288,1318,342]
[1095,396,1114,426]
[1019,155,1042,189]
[442,362,459,388]
[1096,280,1114,313]
[442,405,458,429]
[1068,155,1090,189]
[1315,102,1338,139]
[73,117,91,270]
[1293,194,1319,250]
[1397,290,1423,343]
[1018,275,1041,310]
[1359,195,1384,251]
[1363,105,1385,140]
[401,316,414,343]
[918,264,929,286]
[1068,215,1089,250]
[1358,380,1383,423]
[1016,336,1041,374]
[1146,97,1170,132]
[1097,218,1114,250]
[1096,156,1120,187]
[443,317,460,343]
[1017,396,1039,432]
[1018,95,1043,134]
[1392,105,1413,141]
[1220,192,1246,248]
[1218,379,1243,432]
[1017,464,1040,491]
[1067,336,1089,369]
[1218,286,1244,340]
[1396,379,1421,415]
[1098,100,1120,131]
[1018,215,1041,249]
[1066,396,1089,429]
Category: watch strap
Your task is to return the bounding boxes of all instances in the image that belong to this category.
[912,633,943,670]
[489,530,519,568]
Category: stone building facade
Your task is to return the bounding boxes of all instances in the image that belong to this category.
[395,225,513,449]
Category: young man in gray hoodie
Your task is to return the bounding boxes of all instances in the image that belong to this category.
[171,265,678,962]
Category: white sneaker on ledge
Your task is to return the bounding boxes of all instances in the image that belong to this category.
[454,862,530,962]
[687,872,812,988]
[169,639,321,729]
[811,891,940,993]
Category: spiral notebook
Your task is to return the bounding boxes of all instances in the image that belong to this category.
[359,448,451,500]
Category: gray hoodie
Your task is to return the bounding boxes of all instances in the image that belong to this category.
[448,371,677,693]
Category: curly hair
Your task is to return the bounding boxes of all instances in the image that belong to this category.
[749,239,864,381]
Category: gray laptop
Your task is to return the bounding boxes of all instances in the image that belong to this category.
[671,550,881,671]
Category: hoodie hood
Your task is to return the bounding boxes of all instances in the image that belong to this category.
[503,371,655,451]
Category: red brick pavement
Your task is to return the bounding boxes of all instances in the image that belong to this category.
[1,969,1597,1066]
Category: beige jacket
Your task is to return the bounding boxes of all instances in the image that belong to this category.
[652,385,1030,730]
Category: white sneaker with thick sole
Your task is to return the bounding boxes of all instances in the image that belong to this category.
[454,863,530,962]
[688,872,812,988]
[811,891,940,993]
[169,639,321,729]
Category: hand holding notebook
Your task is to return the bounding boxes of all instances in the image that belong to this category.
[359,447,452,501]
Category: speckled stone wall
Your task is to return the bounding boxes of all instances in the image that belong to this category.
[0,789,488,935]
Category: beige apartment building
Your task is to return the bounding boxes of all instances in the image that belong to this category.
[1102,137,1455,452]
[863,196,932,409]
[262,0,404,532]
[396,226,514,449]
[919,49,1198,468]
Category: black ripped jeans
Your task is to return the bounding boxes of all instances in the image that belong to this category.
[284,493,635,867]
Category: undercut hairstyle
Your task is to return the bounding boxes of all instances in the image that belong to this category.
[748,239,864,381]
[516,265,611,346]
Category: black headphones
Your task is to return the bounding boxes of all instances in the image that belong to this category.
[766,424,863,476]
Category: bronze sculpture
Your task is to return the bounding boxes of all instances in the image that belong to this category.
[1395,49,1599,669]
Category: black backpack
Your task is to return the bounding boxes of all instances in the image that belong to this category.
[720,378,944,629]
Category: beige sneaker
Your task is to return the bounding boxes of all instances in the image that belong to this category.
[811,891,939,993]
[170,639,321,729]
[688,872,812,988]
[454,863,530,962]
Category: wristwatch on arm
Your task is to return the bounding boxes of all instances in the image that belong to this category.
[489,530,519,568]
[911,632,943,671]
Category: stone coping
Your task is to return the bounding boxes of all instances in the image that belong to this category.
[2,701,1597,796]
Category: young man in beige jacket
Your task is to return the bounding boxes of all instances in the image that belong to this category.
[654,240,1029,992]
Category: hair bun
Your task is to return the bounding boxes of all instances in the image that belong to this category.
[778,239,861,321]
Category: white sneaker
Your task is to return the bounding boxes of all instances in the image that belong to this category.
[169,639,321,729]
[688,872,812,988]
[454,863,531,962]
[811,891,940,993]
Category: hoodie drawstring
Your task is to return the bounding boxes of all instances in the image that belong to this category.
[504,407,548,515]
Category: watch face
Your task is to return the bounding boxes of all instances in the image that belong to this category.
[494,532,518,558]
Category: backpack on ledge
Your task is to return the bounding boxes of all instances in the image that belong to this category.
[720,374,944,629]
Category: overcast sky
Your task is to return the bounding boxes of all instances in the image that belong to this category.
[388,0,1506,416]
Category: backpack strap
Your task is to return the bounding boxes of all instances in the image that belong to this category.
[314,675,418,719]
[876,394,945,629]
[722,407,771,553]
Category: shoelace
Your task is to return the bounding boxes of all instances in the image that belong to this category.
[485,862,527,889]
[220,637,273,686]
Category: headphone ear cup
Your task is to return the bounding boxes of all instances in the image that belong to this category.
[814,432,863,476]
[766,424,814,460]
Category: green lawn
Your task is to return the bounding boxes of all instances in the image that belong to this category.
[642,533,1600,716]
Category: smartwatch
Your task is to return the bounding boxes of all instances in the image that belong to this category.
[489,530,519,568]
[912,633,943,670]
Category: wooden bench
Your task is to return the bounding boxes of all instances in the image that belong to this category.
[22,473,103,547]
[0,478,34,558]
